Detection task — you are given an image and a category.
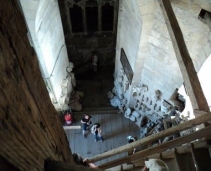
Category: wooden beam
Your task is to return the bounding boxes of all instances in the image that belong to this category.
[131,125,211,161]
[0,1,73,170]
[159,0,209,112]
[63,126,81,130]
[133,139,210,166]
[44,160,103,171]
[98,125,211,169]
[89,113,211,163]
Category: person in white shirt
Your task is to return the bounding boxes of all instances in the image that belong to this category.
[91,123,104,142]
[91,51,98,72]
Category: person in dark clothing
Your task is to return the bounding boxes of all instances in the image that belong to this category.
[91,51,98,72]
[81,114,92,138]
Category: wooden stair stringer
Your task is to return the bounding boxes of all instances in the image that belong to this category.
[132,140,209,167]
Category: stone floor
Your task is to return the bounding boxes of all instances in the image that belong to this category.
[74,64,115,108]
[64,112,140,166]
[64,63,141,166]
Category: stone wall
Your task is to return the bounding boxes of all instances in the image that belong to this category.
[114,0,142,107]
[139,0,211,101]
[113,0,211,120]
[66,35,116,68]
[58,0,119,69]
[0,1,73,169]
[20,0,75,111]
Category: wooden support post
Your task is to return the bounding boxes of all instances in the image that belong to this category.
[0,1,73,170]
[159,0,210,112]
[89,113,211,163]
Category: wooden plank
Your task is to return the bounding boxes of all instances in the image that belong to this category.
[161,140,209,159]
[44,160,103,171]
[89,113,211,163]
[131,126,211,161]
[98,125,211,169]
[63,126,81,130]
[133,140,209,166]
[158,0,209,112]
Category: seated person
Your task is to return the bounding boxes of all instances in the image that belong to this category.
[72,153,98,169]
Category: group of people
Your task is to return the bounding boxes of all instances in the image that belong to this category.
[75,114,168,170]
[81,114,104,142]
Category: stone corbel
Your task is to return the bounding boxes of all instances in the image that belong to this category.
[152,90,161,102]
[124,81,129,92]
[114,80,124,99]
[119,68,124,76]
[132,84,148,98]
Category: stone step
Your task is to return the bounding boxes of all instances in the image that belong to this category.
[72,106,118,115]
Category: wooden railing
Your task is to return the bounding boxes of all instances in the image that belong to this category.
[88,112,211,169]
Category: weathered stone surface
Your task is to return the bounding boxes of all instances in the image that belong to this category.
[0,1,73,170]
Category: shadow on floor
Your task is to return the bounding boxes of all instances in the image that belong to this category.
[74,64,115,108]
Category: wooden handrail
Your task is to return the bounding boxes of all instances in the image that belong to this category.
[98,125,211,169]
[133,137,211,166]
[89,112,211,163]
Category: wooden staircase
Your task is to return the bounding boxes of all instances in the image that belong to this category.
[104,140,211,171]
[89,113,211,171]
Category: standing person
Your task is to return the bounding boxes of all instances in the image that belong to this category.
[81,114,92,138]
[91,51,98,73]
[127,135,137,154]
[91,123,104,142]
[64,112,74,125]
